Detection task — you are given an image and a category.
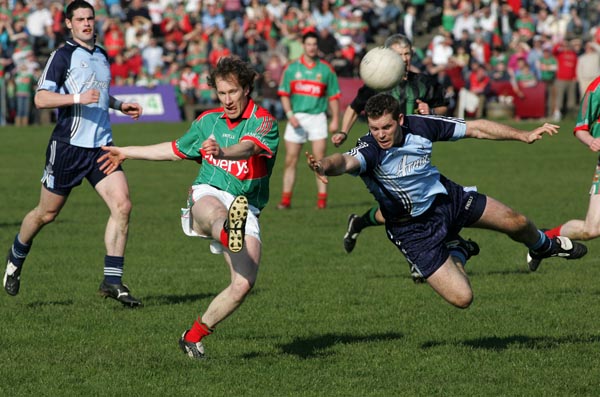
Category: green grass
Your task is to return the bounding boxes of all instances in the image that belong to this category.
[1,118,600,396]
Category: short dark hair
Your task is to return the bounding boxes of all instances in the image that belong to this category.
[66,0,94,20]
[365,93,401,120]
[208,56,257,95]
[302,31,319,43]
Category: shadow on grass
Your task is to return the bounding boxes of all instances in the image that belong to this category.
[141,292,216,306]
[278,332,404,359]
[421,334,600,350]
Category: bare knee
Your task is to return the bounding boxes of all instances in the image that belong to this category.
[35,207,60,225]
[113,197,132,221]
[228,277,254,303]
[450,290,473,309]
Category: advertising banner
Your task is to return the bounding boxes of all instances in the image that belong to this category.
[109,85,181,123]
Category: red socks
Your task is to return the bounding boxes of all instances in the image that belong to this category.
[184,318,214,343]
[317,193,327,209]
[545,226,562,239]
[280,192,292,207]
[219,227,228,247]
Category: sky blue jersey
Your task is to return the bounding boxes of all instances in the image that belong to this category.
[348,115,467,221]
[37,39,113,148]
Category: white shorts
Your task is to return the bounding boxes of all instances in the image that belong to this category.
[284,112,328,143]
[180,185,261,254]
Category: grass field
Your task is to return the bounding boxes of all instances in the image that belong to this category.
[1,117,600,396]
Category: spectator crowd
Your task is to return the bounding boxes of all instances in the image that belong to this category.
[1,0,600,126]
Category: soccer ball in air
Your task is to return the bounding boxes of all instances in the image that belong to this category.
[359,47,405,91]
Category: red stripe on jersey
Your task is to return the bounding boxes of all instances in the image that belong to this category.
[586,76,600,93]
[241,136,273,157]
[171,140,187,159]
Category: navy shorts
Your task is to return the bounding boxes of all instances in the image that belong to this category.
[41,139,122,196]
[385,176,487,278]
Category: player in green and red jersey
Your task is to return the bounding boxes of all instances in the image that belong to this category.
[539,76,600,262]
[98,56,279,359]
[277,30,340,210]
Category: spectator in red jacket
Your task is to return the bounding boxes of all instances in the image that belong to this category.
[552,39,578,122]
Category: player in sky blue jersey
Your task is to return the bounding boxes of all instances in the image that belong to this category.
[3,0,144,307]
[307,93,587,308]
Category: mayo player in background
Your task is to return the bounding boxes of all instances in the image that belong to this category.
[277,30,340,210]
[3,0,144,307]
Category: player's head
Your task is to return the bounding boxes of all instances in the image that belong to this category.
[208,56,257,120]
[66,0,94,21]
[365,93,403,150]
[65,0,95,46]
[384,34,412,74]
[302,31,319,58]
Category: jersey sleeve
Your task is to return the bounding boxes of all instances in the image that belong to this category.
[277,64,292,96]
[173,118,205,160]
[326,68,341,100]
[421,74,449,109]
[241,108,279,158]
[37,49,68,93]
[346,135,380,176]
[350,85,377,114]
[574,81,600,137]
[405,115,466,141]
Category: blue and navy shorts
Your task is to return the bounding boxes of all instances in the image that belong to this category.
[41,139,122,196]
[385,176,486,278]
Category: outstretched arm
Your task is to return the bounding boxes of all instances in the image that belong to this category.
[465,120,559,143]
[98,142,180,174]
[305,151,360,184]
[332,106,359,147]
[110,96,143,120]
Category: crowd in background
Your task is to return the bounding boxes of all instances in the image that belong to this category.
[1,0,600,126]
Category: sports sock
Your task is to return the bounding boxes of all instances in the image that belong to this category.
[185,318,214,343]
[448,248,468,266]
[9,233,31,267]
[219,223,229,247]
[317,193,327,208]
[354,206,380,232]
[103,255,124,284]
[528,230,553,255]
[545,226,562,239]
[280,192,292,207]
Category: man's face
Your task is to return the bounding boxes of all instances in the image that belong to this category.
[389,43,411,75]
[66,7,95,46]
[368,111,403,150]
[303,37,319,58]
[215,75,249,120]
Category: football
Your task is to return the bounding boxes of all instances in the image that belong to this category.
[359,47,405,91]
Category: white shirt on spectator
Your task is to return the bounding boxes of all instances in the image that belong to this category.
[26,6,52,37]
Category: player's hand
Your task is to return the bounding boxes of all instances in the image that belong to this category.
[97,146,126,175]
[305,151,328,184]
[121,103,143,120]
[328,119,338,134]
[288,115,300,128]
[80,89,100,105]
[415,99,430,115]
[201,138,223,158]
[526,122,559,143]
[331,132,347,147]
[589,137,600,152]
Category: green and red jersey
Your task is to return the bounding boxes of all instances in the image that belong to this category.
[575,76,600,138]
[172,98,279,210]
[278,55,340,114]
